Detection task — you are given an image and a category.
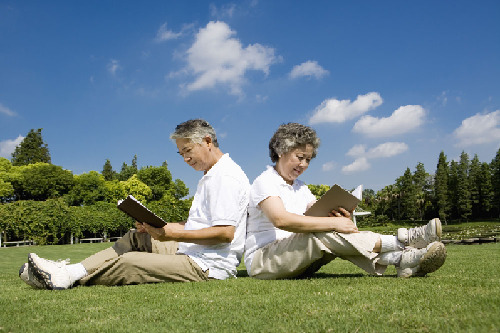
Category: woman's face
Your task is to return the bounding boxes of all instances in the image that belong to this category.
[275,144,314,185]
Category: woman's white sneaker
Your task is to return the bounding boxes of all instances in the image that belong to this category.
[19,263,46,289]
[397,242,447,278]
[397,218,442,249]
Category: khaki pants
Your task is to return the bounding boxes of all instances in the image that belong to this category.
[250,231,388,280]
[78,230,209,286]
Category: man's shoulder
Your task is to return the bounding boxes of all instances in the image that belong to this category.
[214,154,249,184]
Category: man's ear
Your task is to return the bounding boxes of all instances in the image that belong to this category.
[203,135,212,147]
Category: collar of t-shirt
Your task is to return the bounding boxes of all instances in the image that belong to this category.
[202,153,230,179]
[267,165,302,190]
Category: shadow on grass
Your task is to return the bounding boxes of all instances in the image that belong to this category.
[236,269,399,279]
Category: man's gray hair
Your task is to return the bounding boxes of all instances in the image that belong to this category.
[269,123,320,163]
[170,119,219,147]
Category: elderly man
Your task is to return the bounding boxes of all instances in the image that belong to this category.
[20,119,250,289]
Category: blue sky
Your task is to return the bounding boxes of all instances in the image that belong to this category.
[1,0,499,195]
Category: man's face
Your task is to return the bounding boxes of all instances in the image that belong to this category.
[175,138,212,172]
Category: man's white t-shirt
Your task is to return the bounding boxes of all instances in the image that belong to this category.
[177,154,250,280]
[244,166,316,271]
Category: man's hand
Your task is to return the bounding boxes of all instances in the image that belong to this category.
[135,221,147,233]
[142,223,182,242]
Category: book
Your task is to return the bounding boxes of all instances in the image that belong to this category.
[304,184,360,217]
[117,195,167,228]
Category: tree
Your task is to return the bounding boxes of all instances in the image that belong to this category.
[307,184,330,200]
[102,159,117,181]
[66,171,108,206]
[478,162,493,217]
[118,155,139,181]
[491,148,500,217]
[435,151,450,223]
[136,164,173,201]
[413,162,429,220]
[468,155,482,218]
[11,128,51,166]
[397,168,418,220]
[448,160,459,220]
[9,163,74,201]
[457,151,472,221]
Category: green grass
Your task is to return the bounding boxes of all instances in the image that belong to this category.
[1,242,499,332]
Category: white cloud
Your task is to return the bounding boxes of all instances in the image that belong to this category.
[309,92,383,125]
[366,142,408,158]
[322,161,336,171]
[346,144,367,157]
[342,157,370,174]
[353,105,426,137]
[0,135,23,158]
[289,60,329,80]
[154,22,194,42]
[155,22,182,42]
[184,21,278,96]
[107,59,120,76]
[453,110,500,146]
[342,142,408,174]
[0,103,16,117]
[210,3,237,18]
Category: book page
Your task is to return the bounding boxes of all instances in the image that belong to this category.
[304,184,360,217]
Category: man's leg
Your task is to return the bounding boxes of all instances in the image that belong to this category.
[79,252,209,285]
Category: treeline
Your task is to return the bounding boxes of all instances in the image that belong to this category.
[0,129,192,244]
[310,148,500,225]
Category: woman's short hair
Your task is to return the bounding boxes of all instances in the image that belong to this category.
[269,123,320,163]
[170,119,219,147]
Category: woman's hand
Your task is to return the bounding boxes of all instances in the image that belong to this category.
[330,216,358,233]
[328,207,352,219]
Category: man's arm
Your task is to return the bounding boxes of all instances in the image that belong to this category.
[142,223,235,245]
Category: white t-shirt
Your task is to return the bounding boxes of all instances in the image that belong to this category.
[177,154,250,280]
[244,166,316,270]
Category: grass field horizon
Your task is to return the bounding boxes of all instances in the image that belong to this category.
[1,224,499,332]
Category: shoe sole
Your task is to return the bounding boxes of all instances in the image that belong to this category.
[28,253,63,290]
[19,263,46,289]
[433,218,442,240]
[415,242,447,277]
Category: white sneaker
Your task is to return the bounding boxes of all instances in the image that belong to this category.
[398,218,442,248]
[397,242,447,278]
[19,263,46,289]
[28,253,73,290]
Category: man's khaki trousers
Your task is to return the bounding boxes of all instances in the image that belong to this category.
[78,230,209,286]
[250,231,388,280]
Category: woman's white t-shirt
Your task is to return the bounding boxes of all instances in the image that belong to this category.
[244,166,316,270]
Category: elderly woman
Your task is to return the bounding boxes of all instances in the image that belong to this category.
[244,123,446,279]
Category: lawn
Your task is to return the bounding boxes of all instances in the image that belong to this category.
[0,238,499,332]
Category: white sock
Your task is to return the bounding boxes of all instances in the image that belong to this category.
[379,235,404,253]
[66,263,88,282]
[377,251,402,266]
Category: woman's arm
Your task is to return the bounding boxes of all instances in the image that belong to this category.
[260,196,358,234]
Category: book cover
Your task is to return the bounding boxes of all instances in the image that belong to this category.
[117,195,167,228]
[304,184,360,217]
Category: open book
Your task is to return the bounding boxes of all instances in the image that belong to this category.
[117,195,167,228]
[304,184,360,217]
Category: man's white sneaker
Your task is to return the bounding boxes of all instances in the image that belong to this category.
[397,242,447,278]
[28,253,73,290]
[398,218,442,248]
[19,263,46,289]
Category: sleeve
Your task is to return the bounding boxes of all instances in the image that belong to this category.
[249,173,281,207]
[206,175,248,227]
[303,184,317,204]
